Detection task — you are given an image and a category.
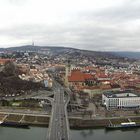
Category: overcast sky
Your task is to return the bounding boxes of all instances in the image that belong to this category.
[0,0,140,51]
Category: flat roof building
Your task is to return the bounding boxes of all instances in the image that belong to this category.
[102,91,140,110]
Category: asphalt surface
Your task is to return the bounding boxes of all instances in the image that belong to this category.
[47,82,69,140]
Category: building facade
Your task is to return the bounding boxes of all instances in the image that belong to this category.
[102,91,140,110]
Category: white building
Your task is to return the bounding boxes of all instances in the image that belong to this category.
[102,91,140,110]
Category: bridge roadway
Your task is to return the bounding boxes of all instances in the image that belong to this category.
[47,82,69,140]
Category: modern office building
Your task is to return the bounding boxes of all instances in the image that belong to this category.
[102,91,140,110]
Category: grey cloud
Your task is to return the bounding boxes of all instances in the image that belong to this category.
[6,0,28,6]
[82,0,140,22]
[1,0,140,51]
[70,0,140,51]
[0,21,140,51]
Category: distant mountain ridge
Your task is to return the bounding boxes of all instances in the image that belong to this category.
[111,52,140,59]
[0,45,73,51]
[0,45,139,59]
[0,45,120,59]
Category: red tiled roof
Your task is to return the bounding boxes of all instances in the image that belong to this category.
[68,70,94,82]
[97,73,109,78]
[0,59,14,65]
[84,73,94,79]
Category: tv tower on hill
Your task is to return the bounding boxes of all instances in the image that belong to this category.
[32,41,34,46]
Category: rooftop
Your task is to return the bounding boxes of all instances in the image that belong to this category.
[103,90,140,98]
[68,69,94,82]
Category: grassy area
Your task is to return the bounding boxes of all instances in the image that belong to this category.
[0,113,50,125]
[5,114,23,122]
[24,116,36,122]
[110,118,128,125]
[36,116,49,123]
[0,106,44,111]
[0,98,43,111]
[69,118,109,127]
[0,114,6,120]
[131,118,140,123]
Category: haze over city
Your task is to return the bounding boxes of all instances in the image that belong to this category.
[0,0,140,51]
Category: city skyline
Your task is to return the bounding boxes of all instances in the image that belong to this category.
[0,0,140,51]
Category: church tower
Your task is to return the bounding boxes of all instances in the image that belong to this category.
[65,59,71,87]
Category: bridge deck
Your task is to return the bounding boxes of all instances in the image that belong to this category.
[47,83,69,140]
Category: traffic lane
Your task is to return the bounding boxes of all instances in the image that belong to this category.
[59,98,68,139]
[50,105,60,139]
[48,81,69,140]
[50,93,62,139]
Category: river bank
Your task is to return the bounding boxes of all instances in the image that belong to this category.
[1,112,140,129]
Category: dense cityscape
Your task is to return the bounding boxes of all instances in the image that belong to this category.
[0,45,140,139]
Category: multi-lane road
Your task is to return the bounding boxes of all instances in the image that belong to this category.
[47,82,70,140]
